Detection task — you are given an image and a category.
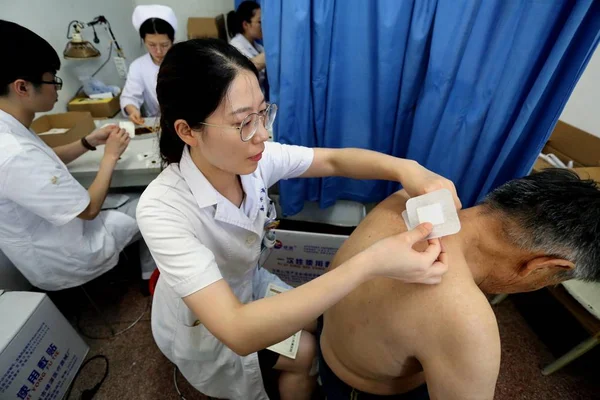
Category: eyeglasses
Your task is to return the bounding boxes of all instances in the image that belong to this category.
[35,76,63,91]
[199,103,277,142]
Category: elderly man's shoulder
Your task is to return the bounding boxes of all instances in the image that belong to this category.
[404,266,501,387]
[373,190,500,352]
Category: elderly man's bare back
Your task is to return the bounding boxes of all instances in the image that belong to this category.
[320,191,501,399]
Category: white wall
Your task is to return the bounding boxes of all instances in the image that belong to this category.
[1,0,144,113]
[560,46,600,137]
[134,0,234,43]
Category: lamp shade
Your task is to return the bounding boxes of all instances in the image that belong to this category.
[63,32,100,59]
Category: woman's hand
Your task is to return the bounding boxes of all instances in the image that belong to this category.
[399,161,462,210]
[125,105,144,125]
[360,223,448,284]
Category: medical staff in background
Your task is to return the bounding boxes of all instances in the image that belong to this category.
[228,1,267,96]
[121,5,177,125]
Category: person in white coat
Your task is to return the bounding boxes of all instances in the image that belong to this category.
[0,20,156,291]
[120,5,177,125]
[138,39,461,400]
[228,1,267,95]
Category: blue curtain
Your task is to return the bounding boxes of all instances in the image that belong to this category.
[261,0,600,216]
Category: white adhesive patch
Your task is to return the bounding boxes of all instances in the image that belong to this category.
[119,121,135,138]
[417,203,445,225]
[101,122,135,139]
[405,189,461,239]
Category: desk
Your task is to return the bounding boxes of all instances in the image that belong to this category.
[67,118,161,188]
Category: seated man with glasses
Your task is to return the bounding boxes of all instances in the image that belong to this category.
[0,20,156,292]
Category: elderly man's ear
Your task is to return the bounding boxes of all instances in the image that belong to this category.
[519,257,575,277]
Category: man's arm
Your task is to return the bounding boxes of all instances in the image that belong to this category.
[419,294,501,400]
[52,139,88,164]
[77,128,130,220]
[53,125,118,165]
[77,157,117,220]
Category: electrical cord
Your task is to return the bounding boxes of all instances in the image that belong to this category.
[173,366,187,400]
[75,296,150,340]
[173,366,219,400]
[73,41,114,97]
[66,20,80,39]
[69,18,119,96]
[91,40,113,78]
[64,355,109,400]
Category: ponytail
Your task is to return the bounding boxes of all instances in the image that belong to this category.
[227,1,260,38]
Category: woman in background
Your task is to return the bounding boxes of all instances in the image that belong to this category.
[228,1,267,95]
[120,5,177,125]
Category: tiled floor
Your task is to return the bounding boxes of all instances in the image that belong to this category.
[51,267,600,400]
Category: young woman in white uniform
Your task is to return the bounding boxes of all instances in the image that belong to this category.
[228,1,267,94]
[137,39,461,400]
[120,5,177,125]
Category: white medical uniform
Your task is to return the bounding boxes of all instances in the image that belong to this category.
[230,33,266,92]
[0,110,143,290]
[120,4,178,118]
[120,53,160,117]
[137,142,314,399]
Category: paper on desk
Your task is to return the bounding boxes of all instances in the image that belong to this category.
[38,128,69,136]
[265,283,301,359]
[101,194,130,210]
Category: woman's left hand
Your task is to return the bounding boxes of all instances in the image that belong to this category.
[400,161,462,210]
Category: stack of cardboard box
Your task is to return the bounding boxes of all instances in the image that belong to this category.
[532,120,600,182]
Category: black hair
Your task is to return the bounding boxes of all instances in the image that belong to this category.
[139,18,175,42]
[0,20,60,96]
[227,1,260,38]
[482,168,600,282]
[157,38,258,165]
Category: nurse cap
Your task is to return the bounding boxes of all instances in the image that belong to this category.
[132,5,178,34]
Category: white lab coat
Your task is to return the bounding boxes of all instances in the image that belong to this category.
[120,53,160,117]
[230,33,266,92]
[136,142,314,399]
[0,110,139,290]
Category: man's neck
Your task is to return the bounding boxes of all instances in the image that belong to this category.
[0,98,35,128]
[449,206,520,293]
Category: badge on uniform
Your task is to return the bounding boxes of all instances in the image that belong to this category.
[260,198,279,267]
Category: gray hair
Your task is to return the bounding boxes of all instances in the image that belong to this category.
[482,169,600,282]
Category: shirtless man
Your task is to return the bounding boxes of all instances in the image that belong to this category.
[319,169,600,400]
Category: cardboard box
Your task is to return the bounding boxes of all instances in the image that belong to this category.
[30,112,96,148]
[67,95,120,118]
[573,167,600,182]
[0,291,89,400]
[532,120,600,182]
[187,17,219,39]
[262,229,348,287]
